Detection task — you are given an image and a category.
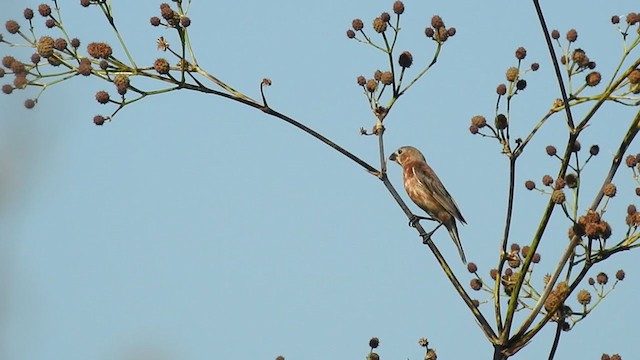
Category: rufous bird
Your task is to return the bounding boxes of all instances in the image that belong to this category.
[389,146,467,263]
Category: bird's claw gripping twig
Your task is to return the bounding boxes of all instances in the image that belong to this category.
[408,214,436,227]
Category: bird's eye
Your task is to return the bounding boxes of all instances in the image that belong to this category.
[397,149,403,154]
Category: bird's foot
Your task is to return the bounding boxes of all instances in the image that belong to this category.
[408,215,433,227]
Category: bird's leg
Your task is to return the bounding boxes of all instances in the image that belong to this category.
[423,222,444,244]
[408,214,437,227]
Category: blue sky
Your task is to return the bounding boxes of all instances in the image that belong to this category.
[1,1,638,359]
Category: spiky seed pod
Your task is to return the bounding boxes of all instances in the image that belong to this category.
[596,272,608,285]
[372,17,387,33]
[508,256,520,269]
[393,1,405,15]
[180,16,191,27]
[470,279,482,291]
[13,74,28,88]
[373,70,382,81]
[431,15,444,28]
[511,243,520,252]
[398,51,413,68]
[566,29,578,42]
[628,205,637,215]
[87,42,113,59]
[24,8,34,20]
[565,173,578,189]
[626,154,638,167]
[352,19,364,31]
[5,20,20,34]
[495,114,508,130]
[577,289,591,305]
[615,270,625,280]
[71,38,81,48]
[95,90,110,104]
[78,58,92,76]
[628,69,640,84]
[610,354,622,360]
[380,71,393,85]
[160,3,175,20]
[150,16,161,26]
[627,12,640,25]
[525,180,535,190]
[424,27,434,38]
[38,4,52,17]
[1,84,13,94]
[515,47,527,60]
[10,60,25,75]
[356,75,366,86]
[418,338,429,347]
[54,38,68,51]
[542,175,553,186]
[37,36,55,57]
[154,58,170,74]
[496,83,507,95]
[368,353,380,360]
[467,262,478,273]
[506,67,518,82]
[471,115,486,128]
[603,183,617,197]
[45,19,56,28]
[544,282,568,313]
[93,115,106,126]
[551,190,566,204]
[380,12,391,22]
[366,79,377,93]
[425,349,437,360]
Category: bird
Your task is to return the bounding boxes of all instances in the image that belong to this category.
[389,146,467,263]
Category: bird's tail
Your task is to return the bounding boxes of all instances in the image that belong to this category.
[446,221,467,264]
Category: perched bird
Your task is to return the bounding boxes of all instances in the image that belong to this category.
[389,146,467,263]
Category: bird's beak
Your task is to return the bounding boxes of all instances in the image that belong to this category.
[389,152,397,162]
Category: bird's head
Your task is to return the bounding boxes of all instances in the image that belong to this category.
[389,146,425,166]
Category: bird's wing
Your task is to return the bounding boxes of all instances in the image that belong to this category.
[412,164,466,224]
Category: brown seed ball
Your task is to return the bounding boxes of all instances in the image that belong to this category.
[628,205,637,215]
[150,16,161,26]
[93,115,106,126]
[180,16,191,28]
[612,15,620,24]
[352,19,364,31]
[160,3,174,20]
[113,74,130,89]
[521,246,530,258]
[470,278,482,291]
[424,27,434,38]
[78,58,92,76]
[508,257,520,268]
[489,269,498,280]
[24,98,36,109]
[626,154,637,167]
[555,177,566,190]
[99,60,109,70]
[566,29,578,42]
[2,84,13,94]
[496,83,507,95]
[87,42,113,59]
[372,17,387,33]
[560,55,567,65]
[525,180,535,191]
[398,51,413,68]
[596,272,608,285]
[495,114,508,130]
[380,12,391,22]
[542,175,553,186]
[45,19,56,28]
[154,58,170,74]
[588,277,595,286]
[610,354,622,360]
[627,12,640,25]
[81,0,91,7]
[37,36,55,58]
[346,29,356,38]
[393,1,405,14]
[380,71,393,85]
[532,253,541,263]
[603,183,617,197]
[47,56,61,67]
[13,74,28,88]
[71,38,81,48]
[506,67,518,82]
[571,140,581,152]
[0,68,4,78]
[471,299,480,307]
[368,353,380,360]
[373,70,382,81]
[515,47,527,60]
[356,75,366,86]
[5,20,20,34]
[469,125,479,134]
[589,145,599,156]
[54,38,68,51]
[551,29,560,39]
[601,354,611,360]
[628,69,640,84]
[577,289,591,305]
[3,56,17,68]
[38,4,52,17]
[516,79,527,90]
[447,27,456,37]
[586,71,601,86]
[24,8,34,20]
[431,15,444,28]
[531,63,540,71]
[10,61,26,75]
[366,79,377,93]
[471,115,486,128]
[551,189,566,204]
[545,145,557,156]
[565,173,578,189]
[615,269,625,280]
[369,337,379,348]
[467,262,478,273]
[95,90,110,104]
